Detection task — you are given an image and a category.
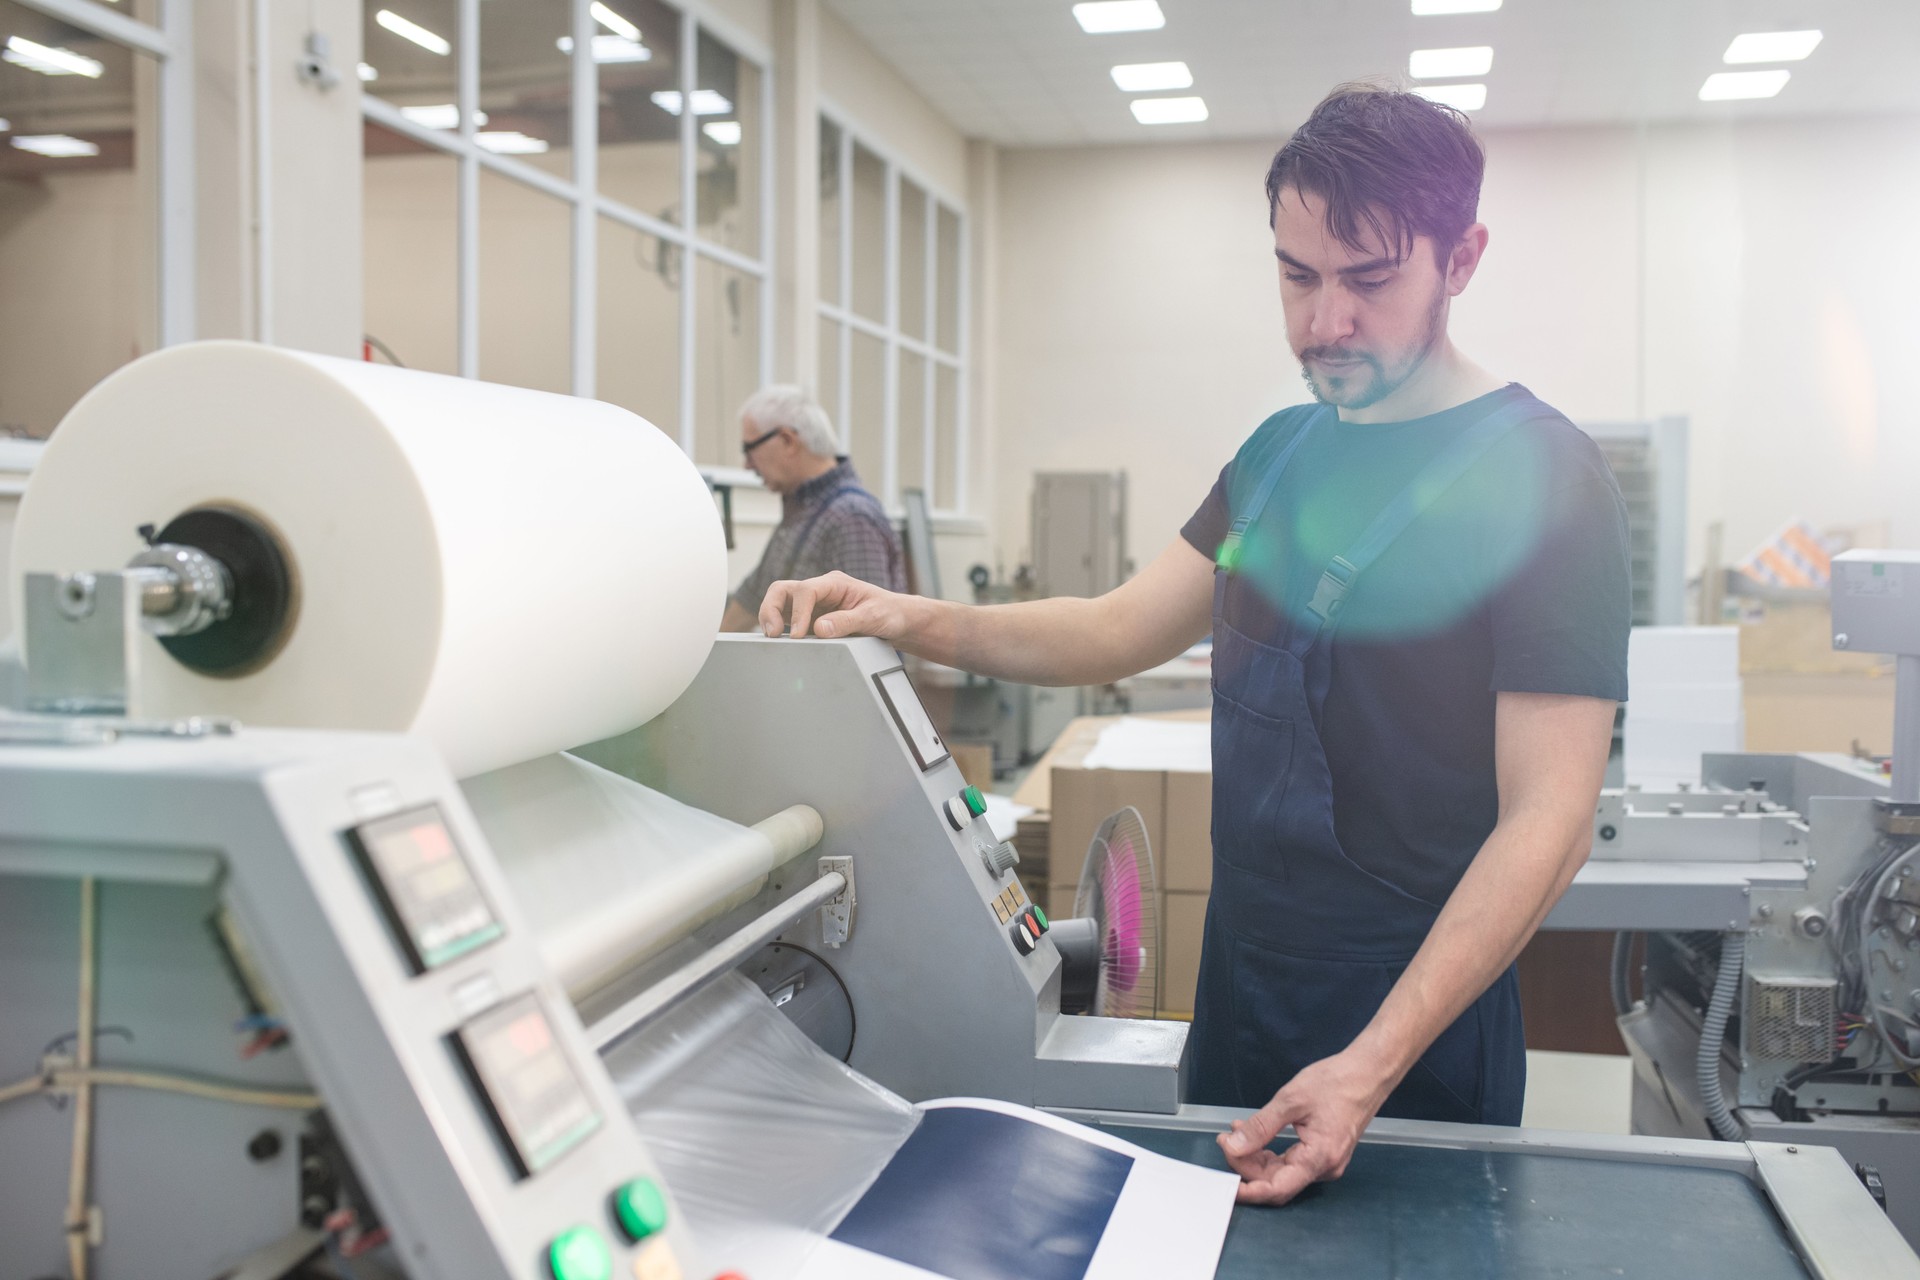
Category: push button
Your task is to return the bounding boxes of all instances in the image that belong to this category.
[612,1177,669,1242]
[1010,917,1038,955]
[943,785,988,830]
[1027,906,1049,935]
[550,1225,614,1280]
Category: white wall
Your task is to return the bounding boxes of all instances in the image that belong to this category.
[991,116,1920,573]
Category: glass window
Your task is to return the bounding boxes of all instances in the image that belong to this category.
[934,362,959,511]
[849,142,886,322]
[695,30,760,256]
[478,0,571,180]
[899,181,928,343]
[598,0,683,226]
[0,0,155,436]
[847,330,886,487]
[897,352,928,501]
[936,204,962,355]
[597,217,681,438]
[693,255,761,467]
[362,0,468,129]
[818,118,842,304]
[478,169,571,394]
[363,120,460,375]
[817,317,844,425]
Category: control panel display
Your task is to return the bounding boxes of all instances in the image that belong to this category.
[347,805,503,972]
[874,667,950,771]
[454,993,602,1177]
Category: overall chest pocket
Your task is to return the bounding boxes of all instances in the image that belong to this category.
[1209,692,1298,883]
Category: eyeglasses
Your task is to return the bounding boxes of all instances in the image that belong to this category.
[742,426,785,457]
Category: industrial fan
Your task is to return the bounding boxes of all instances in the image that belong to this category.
[1053,806,1160,1018]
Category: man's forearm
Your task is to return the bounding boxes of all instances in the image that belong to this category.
[896,594,1147,687]
[1347,811,1590,1088]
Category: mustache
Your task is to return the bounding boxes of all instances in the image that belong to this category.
[1298,346,1376,365]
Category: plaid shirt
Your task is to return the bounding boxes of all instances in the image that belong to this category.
[733,460,907,611]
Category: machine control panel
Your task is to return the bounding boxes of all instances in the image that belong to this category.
[346,804,503,972]
[452,991,603,1178]
[944,785,988,831]
[1009,904,1049,955]
[873,667,951,770]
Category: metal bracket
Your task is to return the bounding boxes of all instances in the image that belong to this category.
[819,856,855,947]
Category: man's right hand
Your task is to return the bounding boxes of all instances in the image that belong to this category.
[758,571,915,641]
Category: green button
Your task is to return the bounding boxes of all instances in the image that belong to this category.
[963,785,987,816]
[1031,905,1049,932]
[612,1176,670,1242]
[549,1225,613,1280]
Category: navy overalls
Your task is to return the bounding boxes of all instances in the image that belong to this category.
[1188,400,1542,1125]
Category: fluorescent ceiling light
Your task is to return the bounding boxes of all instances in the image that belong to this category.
[1723,30,1822,64]
[556,34,651,63]
[400,103,486,130]
[375,9,451,56]
[1130,95,1207,124]
[1699,69,1790,101]
[1073,2,1165,35]
[1409,46,1493,79]
[591,2,641,42]
[357,62,378,82]
[3,36,104,78]
[476,131,549,154]
[1411,0,1501,13]
[651,89,732,116]
[1111,60,1191,92]
[11,134,99,158]
[0,118,9,132]
[703,120,742,145]
[1413,82,1487,111]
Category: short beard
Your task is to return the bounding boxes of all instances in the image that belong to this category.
[1299,284,1449,411]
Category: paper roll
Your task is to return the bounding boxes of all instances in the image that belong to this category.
[463,753,823,999]
[9,341,726,776]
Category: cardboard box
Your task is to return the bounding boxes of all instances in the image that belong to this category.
[1163,771,1212,893]
[1050,765,1166,892]
[1037,711,1212,895]
[1744,672,1897,755]
[949,741,994,792]
[1160,890,1209,1016]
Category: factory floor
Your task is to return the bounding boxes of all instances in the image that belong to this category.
[1521,1050,1634,1134]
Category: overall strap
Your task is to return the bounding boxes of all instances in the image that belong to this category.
[1304,396,1543,630]
[784,484,879,580]
[1216,406,1334,573]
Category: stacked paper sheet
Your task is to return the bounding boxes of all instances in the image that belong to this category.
[1624,627,1743,789]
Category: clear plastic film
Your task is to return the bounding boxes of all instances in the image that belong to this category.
[604,972,919,1278]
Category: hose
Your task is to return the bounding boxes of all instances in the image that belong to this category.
[1698,932,1746,1141]
[1610,931,1637,1016]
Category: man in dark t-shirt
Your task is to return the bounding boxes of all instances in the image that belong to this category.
[756,84,1628,1209]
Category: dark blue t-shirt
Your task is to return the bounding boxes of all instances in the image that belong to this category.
[1182,384,1630,905]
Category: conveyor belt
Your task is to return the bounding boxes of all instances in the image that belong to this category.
[1096,1124,1812,1279]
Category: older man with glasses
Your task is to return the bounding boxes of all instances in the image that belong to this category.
[719,385,907,632]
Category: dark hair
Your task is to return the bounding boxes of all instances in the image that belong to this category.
[1264,82,1485,262]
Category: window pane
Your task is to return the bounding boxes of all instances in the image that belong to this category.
[479,0,570,179]
[934,362,959,511]
[363,121,459,374]
[899,181,929,343]
[362,0,470,129]
[818,118,841,304]
[479,169,571,394]
[693,254,761,468]
[897,353,928,506]
[817,316,843,425]
[850,143,886,322]
[695,31,760,257]
[0,1,154,436]
[599,0,683,226]
[847,329,886,492]
[936,205,962,354]
[598,218,682,439]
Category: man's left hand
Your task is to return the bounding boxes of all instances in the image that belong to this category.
[1215,1051,1393,1205]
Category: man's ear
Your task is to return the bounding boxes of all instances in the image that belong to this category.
[1447,223,1490,296]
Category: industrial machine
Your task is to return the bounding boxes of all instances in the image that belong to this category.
[0,347,1911,1280]
[1548,550,1920,1245]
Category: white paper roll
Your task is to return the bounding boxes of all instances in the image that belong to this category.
[9,341,726,776]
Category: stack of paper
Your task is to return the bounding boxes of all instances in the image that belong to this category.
[1079,717,1213,773]
[1624,627,1743,789]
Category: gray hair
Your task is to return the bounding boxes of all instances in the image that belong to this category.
[740,384,839,458]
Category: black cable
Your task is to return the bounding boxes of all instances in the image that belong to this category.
[765,941,856,1064]
[1610,931,1637,1016]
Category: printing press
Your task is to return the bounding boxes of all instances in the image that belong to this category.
[0,345,1912,1280]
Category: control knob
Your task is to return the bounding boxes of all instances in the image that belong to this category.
[981,839,1019,878]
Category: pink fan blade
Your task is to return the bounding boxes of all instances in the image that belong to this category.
[1101,851,1144,991]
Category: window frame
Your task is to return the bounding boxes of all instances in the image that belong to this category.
[359,0,774,457]
[816,100,970,518]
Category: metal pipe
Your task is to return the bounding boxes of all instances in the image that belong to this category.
[587,870,846,1053]
[1895,654,1919,803]
[66,876,97,1280]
